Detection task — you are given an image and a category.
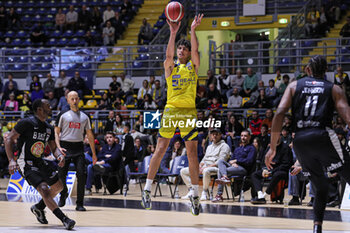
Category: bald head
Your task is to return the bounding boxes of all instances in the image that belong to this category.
[67,91,80,110]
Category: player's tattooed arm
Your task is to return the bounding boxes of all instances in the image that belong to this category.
[5,129,20,174]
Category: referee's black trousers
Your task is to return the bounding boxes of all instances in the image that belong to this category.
[58,154,86,206]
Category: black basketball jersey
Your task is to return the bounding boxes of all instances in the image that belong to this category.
[292,77,334,131]
[15,116,55,161]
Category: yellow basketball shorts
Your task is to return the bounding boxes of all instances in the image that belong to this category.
[158,107,198,141]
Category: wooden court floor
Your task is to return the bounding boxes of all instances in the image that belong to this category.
[1,179,350,232]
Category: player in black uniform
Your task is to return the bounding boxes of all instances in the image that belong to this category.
[5,99,75,230]
[265,55,350,233]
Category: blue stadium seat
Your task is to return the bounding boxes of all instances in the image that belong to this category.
[47,38,58,46]
[63,30,74,37]
[22,15,31,23]
[11,39,22,47]
[13,64,27,71]
[43,56,53,62]
[22,39,31,47]
[153,28,160,35]
[16,8,23,15]
[51,30,61,38]
[16,30,28,38]
[279,58,290,65]
[132,0,143,6]
[25,8,35,15]
[81,62,92,69]
[5,31,16,38]
[17,1,25,7]
[32,56,42,63]
[138,46,148,53]
[6,56,18,63]
[33,15,42,23]
[75,30,85,37]
[133,60,143,68]
[154,19,165,28]
[69,38,80,46]
[159,13,166,20]
[26,0,35,7]
[139,53,149,60]
[30,64,38,70]
[40,63,52,70]
[58,38,69,46]
[5,1,14,7]
[49,8,57,14]
[37,0,46,7]
[37,8,46,15]
[19,56,29,63]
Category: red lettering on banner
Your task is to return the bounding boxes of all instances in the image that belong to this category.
[69,122,81,129]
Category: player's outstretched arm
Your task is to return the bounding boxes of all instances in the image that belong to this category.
[164,20,181,78]
[265,81,296,169]
[333,84,350,127]
[5,129,20,174]
[190,14,203,74]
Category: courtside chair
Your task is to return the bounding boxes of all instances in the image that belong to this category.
[154,155,188,198]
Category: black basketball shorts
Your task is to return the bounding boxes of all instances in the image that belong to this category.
[22,159,59,189]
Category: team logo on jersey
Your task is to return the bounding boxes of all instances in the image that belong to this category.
[69,122,81,129]
[30,141,45,158]
[172,75,181,87]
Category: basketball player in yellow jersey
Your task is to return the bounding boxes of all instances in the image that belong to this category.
[141,14,204,215]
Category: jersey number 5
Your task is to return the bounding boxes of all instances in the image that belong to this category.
[304,95,319,117]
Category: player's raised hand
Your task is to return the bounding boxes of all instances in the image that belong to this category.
[265,148,276,170]
[167,20,181,34]
[191,14,204,30]
[8,159,19,175]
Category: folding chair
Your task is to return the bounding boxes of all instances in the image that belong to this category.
[154,155,188,198]
[124,155,152,196]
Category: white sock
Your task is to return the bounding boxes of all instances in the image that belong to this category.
[144,179,153,192]
[192,185,199,197]
[258,191,265,199]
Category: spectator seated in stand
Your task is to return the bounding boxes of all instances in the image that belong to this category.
[55,8,66,33]
[240,68,258,97]
[265,79,277,107]
[340,16,350,46]
[225,114,244,153]
[85,132,122,195]
[212,130,256,202]
[19,93,32,112]
[250,137,293,204]
[227,69,244,99]
[261,109,273,133]
[98,93,113,110]
[66,5,78,31]
[207,83,221,106]
[249,111,262,137]
[3,73,18,94]
[180,128,231,201]
[31,83,44,102]
[119,73,135,105]
[57,89,70,111]
[103,5,115,24]
[207,97,222,114]
[30,75,42,92]
[216,68,232,102]
[43,73,55,97]
[47,91,58,110]
[30,22,46,45]
[138,18,153,45]
[102,21,115,46]
[152,80,165,108]
[4,93,18,111]
[67,71,87,98]
[137,79,152,108]
[142,93,157,110]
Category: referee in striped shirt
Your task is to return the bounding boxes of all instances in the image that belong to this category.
[55,91,97,211]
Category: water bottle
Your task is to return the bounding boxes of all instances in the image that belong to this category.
[239,190,245,202]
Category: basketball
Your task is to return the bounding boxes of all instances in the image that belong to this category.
[165,1,185,23]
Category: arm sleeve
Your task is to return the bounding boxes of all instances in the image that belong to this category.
[49,126,55,141]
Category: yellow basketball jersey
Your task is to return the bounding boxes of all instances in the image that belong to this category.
[166,60,198,108]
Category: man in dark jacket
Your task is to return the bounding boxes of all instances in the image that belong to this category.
[85,132,121,194]
[122,123,135,171]
[67,71,87,98]
[251,137,293,204]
